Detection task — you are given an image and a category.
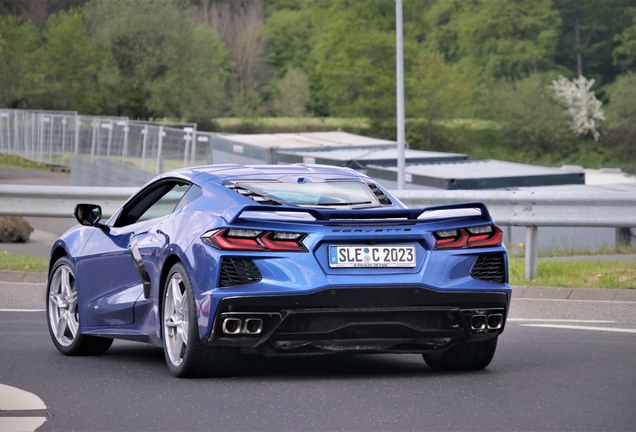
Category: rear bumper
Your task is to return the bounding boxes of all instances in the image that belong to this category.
[207,286,509,355]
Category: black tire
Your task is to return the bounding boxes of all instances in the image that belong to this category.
[47,257,113,356]
[423,336,498,371]
[162,262,238,378]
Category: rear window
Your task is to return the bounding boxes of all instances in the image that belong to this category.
[238,181,379,207]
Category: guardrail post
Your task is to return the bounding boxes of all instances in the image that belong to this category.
[616,228,632,247]
[525,226,539,281]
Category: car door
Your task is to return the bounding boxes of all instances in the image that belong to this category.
[75,180,191,328]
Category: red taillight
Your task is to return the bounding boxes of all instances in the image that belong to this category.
[202,229,307,252]
[434,225,503,250]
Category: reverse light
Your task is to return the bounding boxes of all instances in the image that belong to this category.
[202,229,307,252]
[434,225,503,250]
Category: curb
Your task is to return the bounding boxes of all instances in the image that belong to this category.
[0,270,47,284]
[512,286,636,302]
[1,270,635,302]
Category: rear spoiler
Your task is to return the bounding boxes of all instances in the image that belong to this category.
[222,202,494,225]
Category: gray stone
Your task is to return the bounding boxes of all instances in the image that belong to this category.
[0,217,34,243]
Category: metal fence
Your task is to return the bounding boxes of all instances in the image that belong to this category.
[0,109,213,173]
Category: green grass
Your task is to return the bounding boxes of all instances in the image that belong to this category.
[214,117,370,129]
[0,251,48,272]
[509,258,636,289]
[0,154,52,170]
[508,244,636,259]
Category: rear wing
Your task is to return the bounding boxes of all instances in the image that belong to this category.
[222,202,494,225]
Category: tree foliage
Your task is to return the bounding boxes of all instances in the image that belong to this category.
[427,0,562,81]
[39,9,113,113]
[1,0,636,168]
[0,15,43,108]
[481,74,574,159]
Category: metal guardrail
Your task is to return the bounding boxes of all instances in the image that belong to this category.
[1,185,634,280]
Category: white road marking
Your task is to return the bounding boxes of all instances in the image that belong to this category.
[0,309,45,313]
[521,324,636,334]
[0,384,47,432]
[508,318,615,323]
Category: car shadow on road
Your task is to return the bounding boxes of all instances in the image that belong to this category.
[97,341,503,380]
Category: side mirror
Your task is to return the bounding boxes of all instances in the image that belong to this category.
[74,204,109,231]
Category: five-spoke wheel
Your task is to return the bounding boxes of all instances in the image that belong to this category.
[163,272,190,367]
[162,262,237,377]
[46,257,113,356]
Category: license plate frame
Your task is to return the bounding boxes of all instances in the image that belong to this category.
[328,244,417,268]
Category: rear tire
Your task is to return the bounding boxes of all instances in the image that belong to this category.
[423,336,498,371]
[162,262,237,378]
[47,257,113,356]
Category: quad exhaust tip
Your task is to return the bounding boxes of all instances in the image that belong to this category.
[222,317,263,335]
[470,313,503,331]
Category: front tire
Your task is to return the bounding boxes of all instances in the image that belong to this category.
[47,257,113,356]
[162,262,237,378]
[423,336,498,371]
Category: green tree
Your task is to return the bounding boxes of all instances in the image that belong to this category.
[265,8,313,78]
[0,15,44,108]
[554,0,636,85]
[310,0,418,118]
[83,0,231,120]
[273,67,310,117]
[603,72,636,161]
[147,25,230,121]
[613,7,636,71]
[405,51,474,150]
[39,9,114,113]
[481,74,574,159]
[425,0,561,82]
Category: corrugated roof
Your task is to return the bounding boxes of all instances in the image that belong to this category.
[217,131,395,150]
[277,148,467,167]
[367,160,585,190]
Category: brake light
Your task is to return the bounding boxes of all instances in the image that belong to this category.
[202,229,307,252]
[434,225,503,250]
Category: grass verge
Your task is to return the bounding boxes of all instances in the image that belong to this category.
[0,154,52,170]
[509,258,636,289]
[0,251,48,272]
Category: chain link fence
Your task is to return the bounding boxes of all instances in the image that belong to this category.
[0,109,212,175]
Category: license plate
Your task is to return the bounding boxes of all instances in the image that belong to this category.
[329,245,416,268]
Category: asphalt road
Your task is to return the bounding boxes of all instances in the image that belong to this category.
[1,298,635,432]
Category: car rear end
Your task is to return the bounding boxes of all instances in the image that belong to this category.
[199,202,510,357]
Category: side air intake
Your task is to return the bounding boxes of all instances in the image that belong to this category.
[366,182,393,205]
[219,258,262,287]
[225,184,282,206]
[471,254,506,283]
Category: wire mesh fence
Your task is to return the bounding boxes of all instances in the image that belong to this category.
[0,109,212,174]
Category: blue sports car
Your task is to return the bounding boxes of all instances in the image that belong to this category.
[47,164,510,377]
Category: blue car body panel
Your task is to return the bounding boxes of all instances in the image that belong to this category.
[50,164,511,353]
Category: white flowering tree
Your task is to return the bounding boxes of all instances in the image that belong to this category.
[550,75,605,140]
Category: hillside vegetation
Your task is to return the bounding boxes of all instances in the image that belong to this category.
[2,0,636,171]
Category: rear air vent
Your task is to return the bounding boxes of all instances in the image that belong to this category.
[366,182,393,205]
[219,258,262,287]
[225,184,282,206]
[471,254,506,283]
